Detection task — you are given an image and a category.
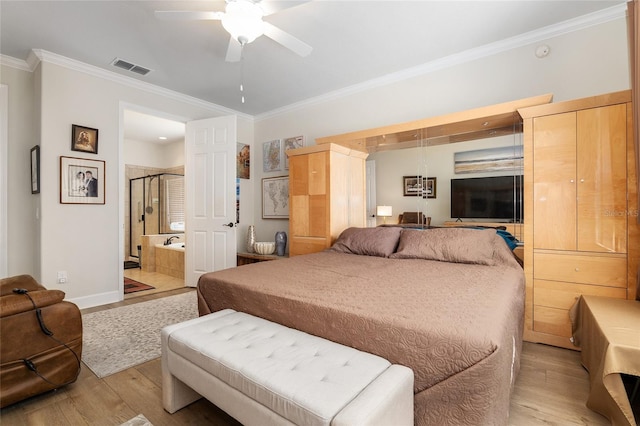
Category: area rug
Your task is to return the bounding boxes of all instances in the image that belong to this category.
[124,277,155,294]
[82,291,198,378]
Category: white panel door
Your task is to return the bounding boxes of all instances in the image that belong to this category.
[185,115,237,287]
[365,159,377,227]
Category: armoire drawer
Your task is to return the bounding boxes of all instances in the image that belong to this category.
[533,305,572,338]
[534,279,627,310]
[534,252,627,287]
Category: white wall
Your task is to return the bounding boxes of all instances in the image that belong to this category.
[124,139,167,168]
[252,17,630,242]
[33,60,253,308]
[0,65,39,276]
[163,140,185,168]
[124,138,185,170]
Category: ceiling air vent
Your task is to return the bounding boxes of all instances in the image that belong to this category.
[111,58,152,76]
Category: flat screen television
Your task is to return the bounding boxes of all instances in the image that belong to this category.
[450,175,523,221]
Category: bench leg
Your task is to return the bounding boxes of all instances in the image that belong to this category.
[162,365,202,413]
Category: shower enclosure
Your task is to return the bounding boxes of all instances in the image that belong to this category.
[129,173,184,261]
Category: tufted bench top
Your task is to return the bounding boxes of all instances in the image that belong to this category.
[166,309,395,426]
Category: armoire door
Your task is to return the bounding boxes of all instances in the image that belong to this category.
[576,104,627,253]
[533,112,577,250]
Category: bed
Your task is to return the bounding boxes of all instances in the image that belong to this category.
[197,226,526,425]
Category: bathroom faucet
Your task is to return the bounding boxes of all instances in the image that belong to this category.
[165,236,180,246]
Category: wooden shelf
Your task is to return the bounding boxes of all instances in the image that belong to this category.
[316,94,552,153]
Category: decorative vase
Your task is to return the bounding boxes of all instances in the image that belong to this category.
[275,231,287,256]
[246,226,256,253]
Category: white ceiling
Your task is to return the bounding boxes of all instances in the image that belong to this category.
[1,0,627,120]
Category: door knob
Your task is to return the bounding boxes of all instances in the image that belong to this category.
[222,222,235,227]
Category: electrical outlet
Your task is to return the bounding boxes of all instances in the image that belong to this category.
[57,271,67,284]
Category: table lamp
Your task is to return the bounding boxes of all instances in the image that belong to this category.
[376,205,393,224]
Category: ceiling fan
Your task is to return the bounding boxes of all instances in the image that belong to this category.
[155,0,313,62]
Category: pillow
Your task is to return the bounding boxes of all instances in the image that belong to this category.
[389,228,496,265]
[329,227,402,258]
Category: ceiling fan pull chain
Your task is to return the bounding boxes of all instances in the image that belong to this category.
[240,44,246,104]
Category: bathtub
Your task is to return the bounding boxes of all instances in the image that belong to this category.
[156,242,185,251]
[155,243,185,279]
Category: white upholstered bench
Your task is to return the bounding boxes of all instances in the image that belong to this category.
[161,309,414,426]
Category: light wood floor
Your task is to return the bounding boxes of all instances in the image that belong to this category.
[123,268,186,300]
[0,291,625,426]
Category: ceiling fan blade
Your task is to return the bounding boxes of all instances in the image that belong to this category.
[263,22,312,57]
[226,38,243,62]
[259,0,311,16]
[154,11,224,21]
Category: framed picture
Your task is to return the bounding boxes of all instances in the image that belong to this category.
[237,143,250,179]
[30,145,40,194]
[71,124,99,154]
[262,176,289,219]
[424,177,437,199]
[403,176,436,198]
[403,176,422,196]
[60,156,105,204]
[454,145,523,174]
[262,139,282,172]
[283,135,304,170]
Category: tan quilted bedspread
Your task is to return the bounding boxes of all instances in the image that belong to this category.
[197,235,525,425]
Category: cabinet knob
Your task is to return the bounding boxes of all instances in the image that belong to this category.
[575,267,579,272]
[570,179,575,183]
[580,179,584,183]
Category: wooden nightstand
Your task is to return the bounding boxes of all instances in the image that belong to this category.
[237,252,288,266]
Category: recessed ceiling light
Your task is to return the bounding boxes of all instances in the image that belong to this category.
[159,136,167,140]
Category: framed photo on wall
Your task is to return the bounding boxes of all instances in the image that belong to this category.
[30,145,40,194]
[60,156,105,204]
[262,176,289,219]
[424,177,437,199]
[283,135,304,170]
[403,176,422,196]
[237,143,250,179]
[403,175,437,198]
[262,139,282,172]
[71,124,99,154]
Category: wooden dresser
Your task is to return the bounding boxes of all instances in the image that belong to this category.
[519,91,639,349]
[286,143,368,256]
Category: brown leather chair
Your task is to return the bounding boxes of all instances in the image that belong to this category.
[0,275,82,407]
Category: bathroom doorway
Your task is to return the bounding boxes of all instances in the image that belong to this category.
[123,109,186,297]
[129,172,184,264]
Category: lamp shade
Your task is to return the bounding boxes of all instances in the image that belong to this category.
[376,205,393,217]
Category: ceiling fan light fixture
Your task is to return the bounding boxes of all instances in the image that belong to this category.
[221,0,265,44]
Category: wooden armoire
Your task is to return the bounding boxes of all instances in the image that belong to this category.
[520,90,638,349]
[286,143,368,256]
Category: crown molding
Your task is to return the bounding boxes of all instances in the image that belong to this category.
[0,54,32,72]
[19,49,252,121]
[255,3,627,121]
